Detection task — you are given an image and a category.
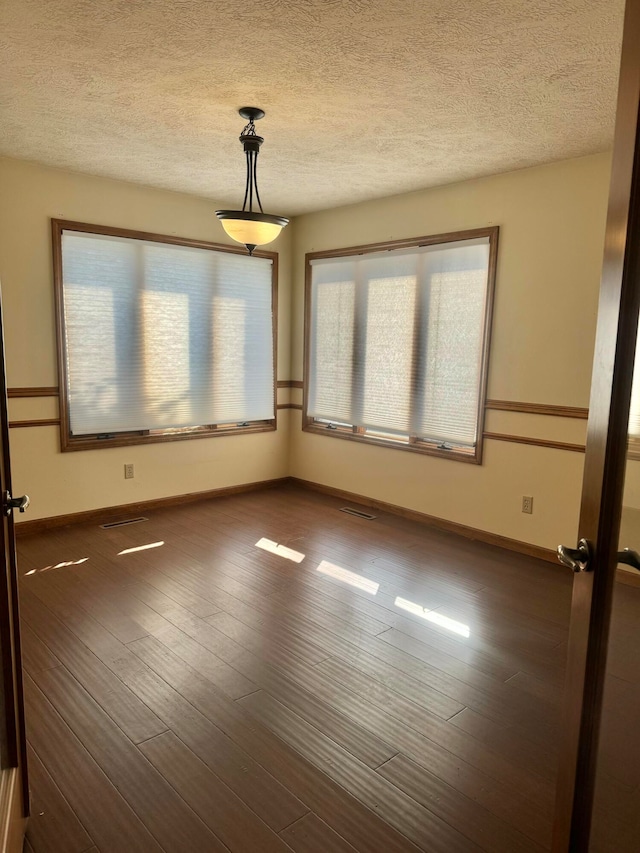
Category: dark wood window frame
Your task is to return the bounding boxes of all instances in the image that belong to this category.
[52,219,278,452]
[302,226,499,465]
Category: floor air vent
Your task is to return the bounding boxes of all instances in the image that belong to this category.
[340,507,377,520]
[100,516,148,529]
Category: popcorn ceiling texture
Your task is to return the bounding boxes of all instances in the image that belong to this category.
[0,0,624,216]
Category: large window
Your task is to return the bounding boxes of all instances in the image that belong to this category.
[53,220,277,451]
[304,228,498,463]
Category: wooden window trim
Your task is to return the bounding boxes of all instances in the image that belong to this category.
[52,219,278,452]
[302,226,499,465]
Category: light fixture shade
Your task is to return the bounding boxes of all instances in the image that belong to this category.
[216,210,288,251]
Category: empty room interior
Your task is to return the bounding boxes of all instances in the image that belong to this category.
[1,1,640,851]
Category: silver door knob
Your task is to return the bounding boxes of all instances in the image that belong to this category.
[3,492,30,517]
[557,538,592,572]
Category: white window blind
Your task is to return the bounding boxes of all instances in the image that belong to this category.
[307,237,491,447]
[61,231,274,436]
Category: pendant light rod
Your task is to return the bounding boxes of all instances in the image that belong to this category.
[239,110,264,215]
[252,154,264,213]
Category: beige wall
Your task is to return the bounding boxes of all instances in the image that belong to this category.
[0,157,293,521]
[289,153,612,551]
[0,153,614,550]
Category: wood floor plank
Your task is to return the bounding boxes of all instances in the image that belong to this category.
[310,656,555,816]
[122,578,221,624]
[279,813,359,853]
[505,670,563,706]
[296,553,566,653]
[267,582,390,636]
[151,623,398,769]
[20,622,61,675]
[377,753,545,853]
[376,628,551,711]
[25,743,94,853]
[23,560,149,645]
[150,621,258,700]
[176,605,554,823]
[474,584,570,629]
[29,663,228,853]
[114,524,285,607]
[43,567,153,644]
[209,604,558,745]
[194,603,331,669]
[156,531,288,598]
[102,636,309,833]
[139,730,295,853]
[370,601,565,686]
[20,587,168,744]
[386,595,565,660]
[238,689,483,853]
[24,674,164,853]
[69,525,224,618]
[128,633,422,853]
[448,707,557,781]
[254,543,566,683]
[300,613,558,739]
[197,630,550,825]
[65,568,174,636]
[207,603,425,676]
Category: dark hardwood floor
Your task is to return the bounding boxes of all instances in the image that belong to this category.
[13,483,637,851]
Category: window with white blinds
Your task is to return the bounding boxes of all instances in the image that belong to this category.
[55,223,276,448]
[305,229,497,461]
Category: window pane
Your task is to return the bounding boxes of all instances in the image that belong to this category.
[418,241,489,445]
[360,257,417,433]
[143,242,214,429]
[308,262,356,424]
[63,233,141,434]
[211,252,274,423]
[143,289,191,426]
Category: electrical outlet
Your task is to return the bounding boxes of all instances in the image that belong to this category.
[522,495,533,514]
[124,463,134,480]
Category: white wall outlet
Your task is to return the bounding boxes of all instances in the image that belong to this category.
[124,463,134,479]
[522,495,533,514]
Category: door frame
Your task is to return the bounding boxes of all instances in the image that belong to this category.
[0,292,28,851]
[552,0,640,848]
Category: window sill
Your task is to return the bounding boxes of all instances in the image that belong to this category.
[302,421,481,464]
[60,421,276,452]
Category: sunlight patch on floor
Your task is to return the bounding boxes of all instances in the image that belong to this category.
[255,538,305,563]
[394,596,470,637]
[316,559,379,594]
[25,557,89,575]
[118,541,165,555]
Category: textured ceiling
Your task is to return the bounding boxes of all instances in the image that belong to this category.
[0,0,624,216]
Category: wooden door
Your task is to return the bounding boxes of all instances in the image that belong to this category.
[0,287,29,851]
[552,0,640,849]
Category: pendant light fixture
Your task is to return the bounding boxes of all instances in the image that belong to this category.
[216,107,289,255]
